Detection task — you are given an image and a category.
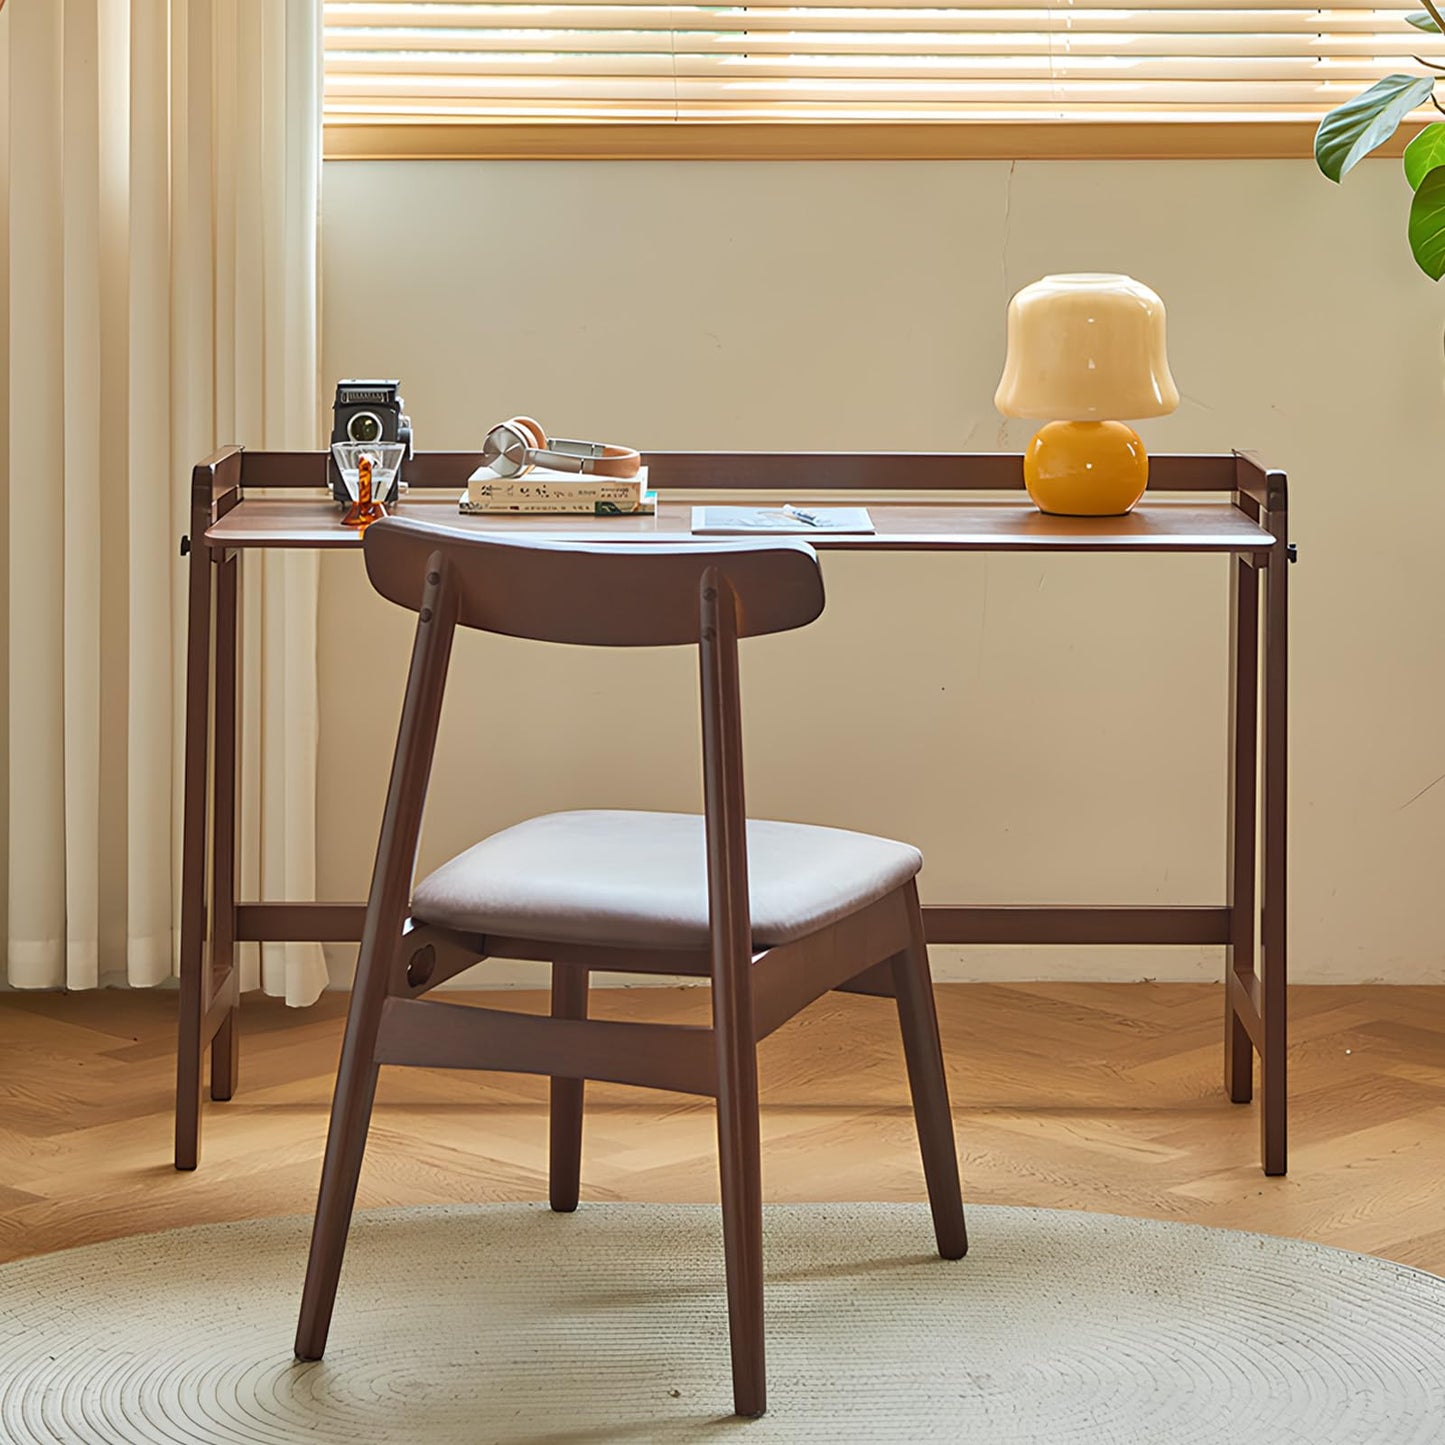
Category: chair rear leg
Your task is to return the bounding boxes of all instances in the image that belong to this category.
[716,1025,766,1416]
[891,889,968,1260]
[549,963,589,1212]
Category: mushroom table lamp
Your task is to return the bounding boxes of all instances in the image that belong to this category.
[995,273,1179,517]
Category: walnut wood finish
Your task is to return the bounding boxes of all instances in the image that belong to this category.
[293,524,965,1417]
[175,446,1289,1181]
[892,900,970,1262]
[643,450,1239,492]
[1259,457,1290,1176]
[922,906,1233,946]
[363,516,825,644]
[295,548,459,1362]
[373,994,720,1094]
[235,903,369,942]
[1226,551,1260,1108]
[208,495,1273,554]
[548,963,589,1214]
[175,451,229,1169]
[700,565,768,1414]
[209,553,240,1104]
[226,448,1243,494]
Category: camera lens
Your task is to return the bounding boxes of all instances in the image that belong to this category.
[347,411,383,443]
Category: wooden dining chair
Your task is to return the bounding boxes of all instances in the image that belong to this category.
[294,516,967,1418]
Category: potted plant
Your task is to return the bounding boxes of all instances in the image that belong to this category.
[1316,4,1445,277]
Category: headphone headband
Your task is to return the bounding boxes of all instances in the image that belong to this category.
[482,417,641,480]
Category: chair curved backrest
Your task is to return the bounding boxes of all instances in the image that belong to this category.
[363,517,825,647]
[357,513,822,1105]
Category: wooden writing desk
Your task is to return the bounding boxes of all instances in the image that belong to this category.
[179,449,1288,1174]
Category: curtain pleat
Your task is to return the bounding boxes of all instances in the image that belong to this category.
[264,0,325,1007]
[167,0,203,977]
[98,0,133,977]
[7,0,67,990]
[60,0,102,990]
[3,0,327,1005]
[127,0,175,987]
[252,6,325,1001]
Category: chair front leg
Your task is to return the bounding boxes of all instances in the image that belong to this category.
[294,934,396,1361]
[891,886,968,1261]
[296,550,458,1360]
[549,963,589,1212]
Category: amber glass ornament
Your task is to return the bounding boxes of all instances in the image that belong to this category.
[342,452,388,532]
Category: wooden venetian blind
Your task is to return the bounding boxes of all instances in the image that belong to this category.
[323,1,1445,127]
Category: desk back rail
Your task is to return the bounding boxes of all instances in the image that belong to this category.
[189,447,1287,548]
[199,447,1272,493]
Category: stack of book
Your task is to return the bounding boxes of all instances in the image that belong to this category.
[461,465,656,516]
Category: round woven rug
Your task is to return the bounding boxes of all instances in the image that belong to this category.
[1,1202,1441,1443]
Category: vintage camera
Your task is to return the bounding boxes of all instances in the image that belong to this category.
[329,380,413,504]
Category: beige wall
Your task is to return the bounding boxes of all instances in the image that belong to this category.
[319,157,1445,987]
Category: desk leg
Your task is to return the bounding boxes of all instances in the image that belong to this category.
[210,552,240,1102]
[175,532,213,1171]
[1225,554,1258,1105]
[1260,537,1289,1176]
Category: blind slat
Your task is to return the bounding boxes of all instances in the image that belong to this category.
[329,78,1420,95]
[328,40,1445,62]
[329,62,1441,83]
[324,0,1445,125]
[326,9,1445,31]
[331,1,1445,15]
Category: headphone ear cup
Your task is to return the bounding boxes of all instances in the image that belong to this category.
[485,418,536,476]
[511,415,548,452]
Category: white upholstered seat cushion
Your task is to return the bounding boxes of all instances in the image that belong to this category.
[410,810,922,951]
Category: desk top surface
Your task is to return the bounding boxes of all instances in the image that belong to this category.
[205,494,1275,554]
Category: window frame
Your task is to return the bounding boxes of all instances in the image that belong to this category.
[322,119,1429,162]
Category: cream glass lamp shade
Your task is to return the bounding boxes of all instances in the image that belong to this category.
[995,274,1179,421]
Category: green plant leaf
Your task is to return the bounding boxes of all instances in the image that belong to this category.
[1405,124,1445,187]
[1409,166,1445,277]
[1406,12,1442,32]
[1315,74,1437,181]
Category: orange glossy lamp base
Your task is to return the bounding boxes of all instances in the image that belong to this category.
[1023,420,1149,517]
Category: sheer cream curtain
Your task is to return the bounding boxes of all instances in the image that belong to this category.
[2,0,329,1005]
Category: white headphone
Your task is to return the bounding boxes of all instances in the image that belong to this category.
[481,416,641,480]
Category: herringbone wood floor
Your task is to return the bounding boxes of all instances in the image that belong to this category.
[2,983,1442,1272]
